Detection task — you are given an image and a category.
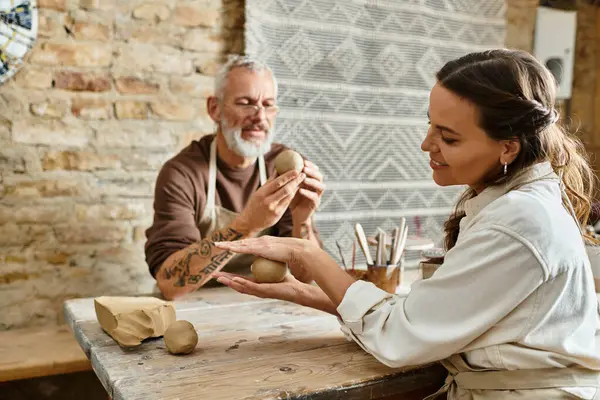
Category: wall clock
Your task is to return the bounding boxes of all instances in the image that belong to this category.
[0,0,37,85]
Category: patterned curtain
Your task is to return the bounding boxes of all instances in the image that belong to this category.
[244,0,506,266]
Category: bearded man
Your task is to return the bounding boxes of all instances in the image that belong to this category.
[145,55,325,300]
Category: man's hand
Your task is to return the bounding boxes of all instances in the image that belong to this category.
[234,170,305,235]
[290,160,325,225]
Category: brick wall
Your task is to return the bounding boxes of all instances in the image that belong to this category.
[0,0,243,330]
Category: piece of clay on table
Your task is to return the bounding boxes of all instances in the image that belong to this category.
[164,320,198,355]
[94,296,176,348]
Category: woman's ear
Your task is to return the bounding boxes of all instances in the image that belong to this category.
[501,139,521,165]
[207,96,221,123]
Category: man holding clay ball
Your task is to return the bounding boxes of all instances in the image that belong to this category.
[145,55,325,300]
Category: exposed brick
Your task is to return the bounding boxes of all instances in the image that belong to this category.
[0,119,11,141]
[53,71,111,92]
[54,223,130,243]
[38,14,62,38]
[70,22,111,41]
[115,101,148,120]
[30,99,69,119]
[114,43,193,75]
[42,150,120,171]
[38,0,66,12]
[71,98,112,120]
[115,20,185,46]
[35,251,72,265]
[115,76,159,94]
[3,179,86,198]
[170,74,213,97]
[94,172,156,198]
[193,54,219,75]
[0,145,41,174]
[0,224,54,246]
[173,4,219,27]
[32,42,112,67]
[151,100,196,121]
[79,0,117,10]
[16,68,53,89]
[93,121,176,148]
[119,151,171,171]
[0,92,25,119]
[181,29,221,52]
[0,205,71,225]
[133,225,148,242]
[12,119,90,147]
[75,203,147,221]
[132,3,171,21]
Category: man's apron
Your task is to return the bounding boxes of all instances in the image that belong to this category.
[423,353,600,399]
[197,138,272,282]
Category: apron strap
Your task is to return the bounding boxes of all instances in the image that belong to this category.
[258,153,267,185]
[425,354,600,399]
[207,136,268,208]
[424,354,478,400]
[454,367,600,391]
[207,138,218,213]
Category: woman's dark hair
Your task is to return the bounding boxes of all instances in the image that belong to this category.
[437,49,596,250]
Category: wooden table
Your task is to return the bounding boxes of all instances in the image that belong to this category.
[64,285,445,400]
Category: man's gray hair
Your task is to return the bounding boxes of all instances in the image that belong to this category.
[214,54,278,101]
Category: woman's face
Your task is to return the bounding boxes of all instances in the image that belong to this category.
[421,83,505,192]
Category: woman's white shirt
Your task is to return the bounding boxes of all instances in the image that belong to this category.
[337,162,600,398]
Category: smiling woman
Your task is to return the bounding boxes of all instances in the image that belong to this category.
[214,48,600,400]
[423,85,514,192]
[431,50,594,251]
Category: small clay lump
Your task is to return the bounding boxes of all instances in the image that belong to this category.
[251,257,288,283]
[275,150,304,175]
[164,320,198,355]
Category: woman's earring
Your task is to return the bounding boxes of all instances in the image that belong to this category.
[504,162,508,176]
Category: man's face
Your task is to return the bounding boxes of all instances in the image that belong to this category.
[219,67,278,158]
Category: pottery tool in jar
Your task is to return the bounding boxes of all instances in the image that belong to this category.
[391,223,409,266]
[354,223,374,265]
[351,241,356,271]
[389,227,400,265]
[336,240,348,270]
[376,228,387,266]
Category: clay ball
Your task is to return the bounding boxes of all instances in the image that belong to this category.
[275,150,304,175]
[164,320,198,355]
[251,257,288,283]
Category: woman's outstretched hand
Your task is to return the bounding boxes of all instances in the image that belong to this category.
[214,271,339,315]
[214,236,321,281]
[215,235,356,309]
[214,271,302,302]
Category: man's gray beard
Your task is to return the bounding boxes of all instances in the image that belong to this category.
[221,120,274,158]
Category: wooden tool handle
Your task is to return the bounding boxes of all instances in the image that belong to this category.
[355,223,374,265]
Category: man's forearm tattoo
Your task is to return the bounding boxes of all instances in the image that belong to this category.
[162,228,243,287]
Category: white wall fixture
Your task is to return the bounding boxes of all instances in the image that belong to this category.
[533,6,577,100]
